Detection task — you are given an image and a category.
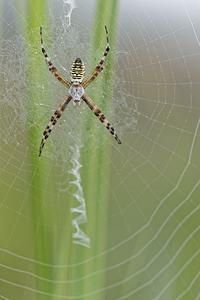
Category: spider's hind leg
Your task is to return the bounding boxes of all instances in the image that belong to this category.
[83,26,110,89]
[40,26,71,88]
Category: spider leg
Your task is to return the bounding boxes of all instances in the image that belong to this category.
[40,26,71,89]
[82,93,121,144]
[83,26,110,89]
[39,94,72,157]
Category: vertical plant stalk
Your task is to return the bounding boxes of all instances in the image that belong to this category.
[23,0,59,297]
[19,0,118,298]
[77,0,119,298]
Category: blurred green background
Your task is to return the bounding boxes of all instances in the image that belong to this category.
[0,0,200,299]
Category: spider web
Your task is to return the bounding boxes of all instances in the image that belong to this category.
[1,0,200,299]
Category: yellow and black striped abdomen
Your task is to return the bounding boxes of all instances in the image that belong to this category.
[70,58,85,85]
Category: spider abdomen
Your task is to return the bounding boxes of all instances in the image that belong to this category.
[70,58,85,85]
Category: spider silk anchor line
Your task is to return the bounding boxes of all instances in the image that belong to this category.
[39,26,121,157]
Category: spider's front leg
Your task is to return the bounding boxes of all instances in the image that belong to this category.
[82,93,121,144]
[39,94,72,157]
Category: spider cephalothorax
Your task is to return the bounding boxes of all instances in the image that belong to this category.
[39,26,121,157]
[69,84,84,106]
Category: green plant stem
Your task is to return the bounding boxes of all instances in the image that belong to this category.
[24,0,56,296]
[78,0,119,298]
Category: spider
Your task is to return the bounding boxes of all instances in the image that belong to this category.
[39,26,121,157]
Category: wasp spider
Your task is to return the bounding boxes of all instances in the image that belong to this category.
[39,26,121,157]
